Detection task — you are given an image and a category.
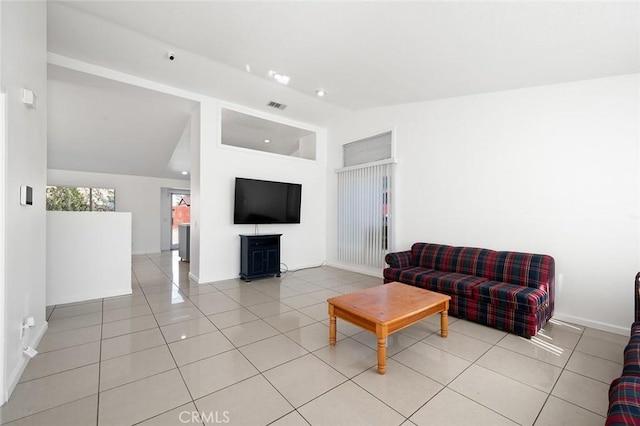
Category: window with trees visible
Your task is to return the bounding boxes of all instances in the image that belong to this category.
[46,186,116,212]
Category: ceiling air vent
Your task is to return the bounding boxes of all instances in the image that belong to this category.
[267,101,287,110]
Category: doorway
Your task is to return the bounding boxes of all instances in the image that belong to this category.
[170,192,190,250]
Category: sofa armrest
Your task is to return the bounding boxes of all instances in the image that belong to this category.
[607,376,640,425]
[635,272,640,323]
[385,250,412,269]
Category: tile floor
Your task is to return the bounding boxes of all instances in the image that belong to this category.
[0,251,623,425]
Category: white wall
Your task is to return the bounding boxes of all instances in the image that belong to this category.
[195,101,328,283]
[327,74,640,335]
[47,169,188,254]
[189,105,202,282]
[0,1,48,403]
[298,133,316,160]
[0,91,5,408]
[45,27,338,286]
[46,212,132,305]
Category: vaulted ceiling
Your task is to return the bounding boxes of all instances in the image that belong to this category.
[46,1,639,179]
[48,64,197,180]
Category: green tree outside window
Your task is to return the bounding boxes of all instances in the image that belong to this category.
[46,186,115,212]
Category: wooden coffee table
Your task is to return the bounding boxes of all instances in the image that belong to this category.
[327,282,451,374]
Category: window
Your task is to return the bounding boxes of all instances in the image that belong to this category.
[342,131,392,167]
[337,131,394,269]
[221,109,317,160]
[46,186,115,212]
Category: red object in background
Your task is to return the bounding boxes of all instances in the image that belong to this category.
[172,203,190,229]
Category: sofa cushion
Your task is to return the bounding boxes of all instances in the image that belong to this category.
[607,376,640,426]
[383,267,436,287]
[489,252,554,290]
[410,243,496,274]
[384,267,486,297]
[411,243,453,270]
[420,272,488,297]
[474,281,548,313]
[449,247,498,276]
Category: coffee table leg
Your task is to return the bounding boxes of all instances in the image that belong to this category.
[376,324,387,375]
[377,335,387,374]
[440,309,448,338]
[328,304,336,346]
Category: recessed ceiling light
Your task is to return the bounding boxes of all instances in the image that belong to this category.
[181,171,188,175]
[263,139,271,144]
[245,64,251,73]
[268,70,290,85]
[316,89,326,97]
[275,75,290,85]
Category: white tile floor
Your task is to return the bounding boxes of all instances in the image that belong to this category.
[0,251,622,425]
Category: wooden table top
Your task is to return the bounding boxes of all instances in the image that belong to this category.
[327,282,451,325]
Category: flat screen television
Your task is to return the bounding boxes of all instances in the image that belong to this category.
[234,178,302,224]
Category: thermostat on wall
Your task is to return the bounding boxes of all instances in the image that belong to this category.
[20,185,33,206]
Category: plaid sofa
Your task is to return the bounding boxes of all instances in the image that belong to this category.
[383,243,555,337]
[605,273,640,425]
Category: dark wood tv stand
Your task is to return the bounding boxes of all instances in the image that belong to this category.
[239,234,282,281]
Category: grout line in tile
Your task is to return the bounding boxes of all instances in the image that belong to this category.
[139,267,198,406]
[21,252,615,425]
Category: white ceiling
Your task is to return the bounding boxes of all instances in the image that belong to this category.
[53,1,639,109]
[47,64,319,179]
[45,1,640,179]
[48,64,197,180]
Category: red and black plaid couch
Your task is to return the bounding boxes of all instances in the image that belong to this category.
[383,242,555,337]
[605,272,640,425]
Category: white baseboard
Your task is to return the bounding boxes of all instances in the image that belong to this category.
[552,312,629,336]
[46,287,132,306]
[286,262,326,273]
[196,263,326,284]
[4,321,48,403]
[325,261,383,278]
[196,262,379,284]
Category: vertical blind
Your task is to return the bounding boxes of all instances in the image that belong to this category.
[337,131,393,269]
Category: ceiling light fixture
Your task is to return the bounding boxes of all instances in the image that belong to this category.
[316,89,326,97]
[268,70,290,85]
[181,171,188,175]
[245,64,251,73]
[263,139,271,144]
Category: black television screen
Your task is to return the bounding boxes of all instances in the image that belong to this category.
[234,178,302,224]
